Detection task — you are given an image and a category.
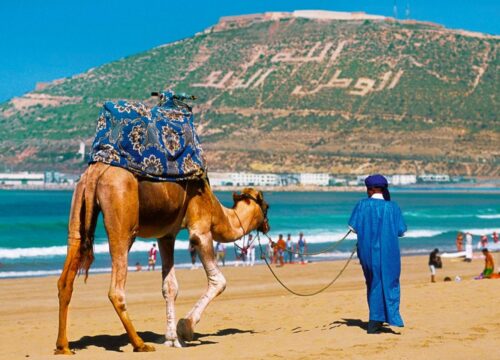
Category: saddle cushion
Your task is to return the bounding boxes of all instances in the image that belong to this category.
[89,91,206,181]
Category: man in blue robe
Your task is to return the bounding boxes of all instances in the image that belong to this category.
[348,174,407,334]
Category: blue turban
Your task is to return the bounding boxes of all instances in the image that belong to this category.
[365,174,391,201]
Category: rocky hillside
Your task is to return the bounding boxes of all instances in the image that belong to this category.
[1,11,498,176]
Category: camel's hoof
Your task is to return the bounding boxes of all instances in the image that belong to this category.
[54,347,75,355]
[177,318,194,341]
[164,338,184,348]
[133,343,155,352]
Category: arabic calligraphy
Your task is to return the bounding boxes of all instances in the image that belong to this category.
[192,69,275,89]
[270,41,348,64]
[292,70,404,97]
[190,41,404,96]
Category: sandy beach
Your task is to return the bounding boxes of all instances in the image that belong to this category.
[1,255,499,360]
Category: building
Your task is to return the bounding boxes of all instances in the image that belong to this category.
[207,172,234,186]
[329,177,348,186]
[298,173,330,186]
[207,172,281,187]
[278,173,300,186]
[418,174,451,183]
[0,172,45,186]
[390,174,417,186]
[77,142,85,160]
[231,172,280,187]
[44,171,78,185]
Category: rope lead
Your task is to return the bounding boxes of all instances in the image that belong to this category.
[256,230,356,297]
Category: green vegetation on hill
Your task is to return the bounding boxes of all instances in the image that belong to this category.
[0,15,498,176]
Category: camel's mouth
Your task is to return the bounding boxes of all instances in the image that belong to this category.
[258,218,270,234]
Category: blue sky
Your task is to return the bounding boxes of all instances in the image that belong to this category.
[0,0,498,102]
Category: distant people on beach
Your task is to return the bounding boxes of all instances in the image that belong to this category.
[189,243,198,270]
[246,234,256,267]
[135,262,142,272]
[266,238,274,263]
[298,232,307,264]
[479,235,489,249]
[240,242,248,266]
[348,174,406,333]
[286,234,294,264]
[475,248,495,279]
[215,242,226,267]
[464,232,473,262]
[234,245,247,267]
[272,238,279,264]
[428,248,442,283]
[276,234,286,267]
[493,231,499,244]
[456,232,464,252]
[148,243,157,271]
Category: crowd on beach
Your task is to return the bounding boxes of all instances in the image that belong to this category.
[136,232,309,271]
[140,229,500,283]
[455,231,498,256]
[429,230,500,282]
[214,232,308,267]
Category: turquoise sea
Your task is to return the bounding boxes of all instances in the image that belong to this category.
[0,190,499,278]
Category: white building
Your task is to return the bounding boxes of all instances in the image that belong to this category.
[298,173,330,186]
[77,142,85,160]
[390,174,417,186]
[231,172,280,187]
[419,174,451,183]
[208,172,281,186]
[207,172,234,186]
[354,174,418,186]
[0,172,45,186]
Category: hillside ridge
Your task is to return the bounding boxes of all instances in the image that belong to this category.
[0,12,498,176]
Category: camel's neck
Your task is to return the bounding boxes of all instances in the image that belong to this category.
[210,196,260,242]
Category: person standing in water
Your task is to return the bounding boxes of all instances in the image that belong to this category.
[464,232,473,262]
[148,243,157,271]
[285,234,294,264]
[297,232,307,264]
[456,232,464,251]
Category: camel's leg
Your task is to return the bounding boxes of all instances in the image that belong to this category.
[100,182,155,352]
[158,236,184,347]
[55,178,86,355]
[55,242,81,355]
[177,233,226,341]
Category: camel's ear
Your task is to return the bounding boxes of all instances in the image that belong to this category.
[257,191,264,202]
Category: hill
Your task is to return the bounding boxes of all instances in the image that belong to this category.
[0,10,499,176]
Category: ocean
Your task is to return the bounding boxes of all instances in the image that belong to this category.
[0,190,498,278]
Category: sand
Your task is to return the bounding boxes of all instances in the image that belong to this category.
[1,255,499,360]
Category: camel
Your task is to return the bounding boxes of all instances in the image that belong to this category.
[55,162,269,354]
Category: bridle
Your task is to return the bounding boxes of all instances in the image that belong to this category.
[233,192,269,234]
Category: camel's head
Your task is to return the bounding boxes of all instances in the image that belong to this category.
[233,188,270,234]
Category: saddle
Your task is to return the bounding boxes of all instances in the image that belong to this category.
[89,90,206,181]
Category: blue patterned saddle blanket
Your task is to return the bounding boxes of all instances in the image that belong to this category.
[89,90,206,181]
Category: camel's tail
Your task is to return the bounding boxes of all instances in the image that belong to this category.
[70,163,109,282]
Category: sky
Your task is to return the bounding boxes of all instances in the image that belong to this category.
[0,0,498,102]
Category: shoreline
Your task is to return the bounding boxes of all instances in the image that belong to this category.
[0,250,493,280]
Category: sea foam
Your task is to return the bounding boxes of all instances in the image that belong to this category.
[477,214,500,219]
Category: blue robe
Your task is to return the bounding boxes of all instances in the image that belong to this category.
[348,197,407,327]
